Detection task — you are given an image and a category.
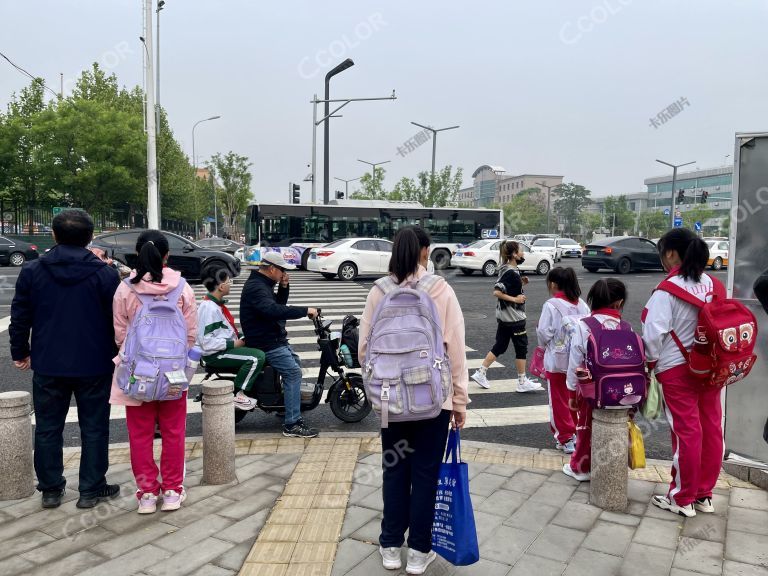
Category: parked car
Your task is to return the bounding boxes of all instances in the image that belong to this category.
[582,236,662,274]
[512,233,536,244]
[306,238,393,281]
[557,238,583,258]
[531,238,563,262]
[195,237,245,256]
[706,239,729,270]
[0,236,39,267]
[453,239,553,276]
[91,229,240,282]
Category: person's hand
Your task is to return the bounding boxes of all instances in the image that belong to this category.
[234,339,246,348]
[14,357,30,371]
[515,295,527,304]
[280,272,290,287]
[307,307,318,319]
[521,276,529,285]
[568,397,578,411]
[452,410,466,430]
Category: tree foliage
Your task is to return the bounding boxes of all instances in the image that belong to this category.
[499,188,546,235]
[637,210,669,239]
[352,167,387,200]
[682,204,715,232]
[553,183,592,235]
[351,165,463,208]
[208,152,253,237]
[602,195,635,235]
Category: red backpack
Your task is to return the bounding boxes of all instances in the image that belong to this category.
[657,276,758,388]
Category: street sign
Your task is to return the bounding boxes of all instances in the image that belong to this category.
[694,221,702,231]
[52,207,81,215]
[674,217,683,228]
[663,208,671,216]
[482,229,499,239]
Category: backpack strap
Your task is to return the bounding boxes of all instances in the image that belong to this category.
[126,276,187,307]
[581,316,603,335]
[374,276,399,295]
[415,273,443,294]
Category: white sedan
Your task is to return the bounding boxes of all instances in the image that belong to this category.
[453,240,554,277]
[307,238,393,281]
[531,238,563,262]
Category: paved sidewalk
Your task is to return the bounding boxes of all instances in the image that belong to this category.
[0,434,765,576]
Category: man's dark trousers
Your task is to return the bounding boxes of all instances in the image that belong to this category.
[33,373,111,496]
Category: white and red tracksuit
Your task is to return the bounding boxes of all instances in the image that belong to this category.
[642,268,722,507]
[566,310,624,474]
[110,269,198,497]
[537,294,589,445]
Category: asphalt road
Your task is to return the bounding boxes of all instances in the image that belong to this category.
[0,261,729,459]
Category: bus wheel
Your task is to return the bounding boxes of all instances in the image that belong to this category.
[431,249,451,270]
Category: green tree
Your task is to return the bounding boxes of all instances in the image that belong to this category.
[499,188,546,234]
[682,204,714,232]
[637,210,669,239]
[390,166,463,207]
[553,183,591,235]
[602,195,634,235]
[352,166,387,200]
[208,152,253,237]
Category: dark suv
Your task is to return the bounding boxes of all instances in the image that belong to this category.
[92,230,240,282]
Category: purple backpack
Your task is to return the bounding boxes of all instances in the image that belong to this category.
[116,278,190,402]
[363,275,451,428]
[582,316,647,408]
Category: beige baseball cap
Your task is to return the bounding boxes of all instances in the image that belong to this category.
[261,250,297,270]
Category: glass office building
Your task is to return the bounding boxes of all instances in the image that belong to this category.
[644,166,733,211]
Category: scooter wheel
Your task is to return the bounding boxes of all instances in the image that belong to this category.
[330,374,371,423]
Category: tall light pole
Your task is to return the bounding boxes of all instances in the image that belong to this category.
[656,159,695,228]
[323,58,355,205]
[410,122,459,184]
[155,0,165,224]
[334,176,362,199]
[143,0,159,229]
[536,181,560,234]
[358,159,390,197]
[192,115,221,237]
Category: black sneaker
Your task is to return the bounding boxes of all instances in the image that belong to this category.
[76,484,121,509]
[282,421,319,438]
[41,488,66,509]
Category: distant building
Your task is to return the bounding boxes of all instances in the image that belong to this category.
[644,165,733,214]
[463,165,564,208]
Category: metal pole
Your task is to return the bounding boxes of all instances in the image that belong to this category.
[192,125,196,235]
[213,172,217,237]
[311,94,317,203]
[431,132,437,184]
[546,187,551,234]
[670,167,677,228]
[144,0,159,229]
[155,1,163,225]
[192,115,221,237]
[323,59,355,205]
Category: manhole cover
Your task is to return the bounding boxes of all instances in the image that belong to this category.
[462,312,488,320]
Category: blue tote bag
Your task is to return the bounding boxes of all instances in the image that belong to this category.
[431,428,480,565]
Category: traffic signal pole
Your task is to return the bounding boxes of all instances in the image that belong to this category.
[656,159,695,228]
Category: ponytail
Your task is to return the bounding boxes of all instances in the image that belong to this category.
[131,230,169,284]
[587,278,627,311]
[546,266,581,302]
[500,240,520,266]
[657,228,709,282]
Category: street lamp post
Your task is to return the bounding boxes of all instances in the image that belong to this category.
[323,59,355,205]
[155,0,165,225]
[656,159,695,228]
[357,159,391,196]
[143,0,159,229]
[536,181,560,234]
[410,122,459,184]
[192,115,221,237]
[334,176,362,199]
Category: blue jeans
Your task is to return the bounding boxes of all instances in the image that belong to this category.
[265,345,303,427]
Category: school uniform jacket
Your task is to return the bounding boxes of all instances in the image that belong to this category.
[536,297,590,373]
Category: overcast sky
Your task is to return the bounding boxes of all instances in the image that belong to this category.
[3,0,768,203]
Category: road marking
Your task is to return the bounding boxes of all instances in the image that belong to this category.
[0,315,10,334]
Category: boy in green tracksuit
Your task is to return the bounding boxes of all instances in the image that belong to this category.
[197,269,265,411]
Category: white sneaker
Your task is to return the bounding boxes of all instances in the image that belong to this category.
[652,495,696,518]
[137,493,158,514]
[406,549,437,575]
[694,497,715,513]
[160,488,187,512]
[516,377,544,392]
[379,546,402,570]
[471,369,490,389]
[562,463,590,482]
[234,391,257,411]
[562,439,576,454]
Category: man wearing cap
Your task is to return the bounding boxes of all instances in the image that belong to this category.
[240,251,319,438]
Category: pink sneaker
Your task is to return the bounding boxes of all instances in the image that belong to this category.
[137,493,158,514]
[160,488,187,511]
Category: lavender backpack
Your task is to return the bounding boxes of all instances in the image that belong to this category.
[363,275,451,428]
[583,316,647,409]
[116,278,190,402]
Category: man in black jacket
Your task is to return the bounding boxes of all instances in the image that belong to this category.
[240,251,318,437]
[10,210,121,509]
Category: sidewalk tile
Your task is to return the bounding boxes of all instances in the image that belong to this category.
[633,517,683,550]
[145,537,234,576]
[1,556,35,576]
[545,471,581,486]
[564,548,623,576]
[534,453,566,470]
[343,547,404,576]
[218,489,282,520]
[316,483,351,496]
[341,506,380,539]
[269,509,309,525]
[240,564,287,576]
[449,558,513,576]
[468,472,508,497]
[722,560,768,575]
[299,522,342,542]
[291,542,336,563]
[295,463,326,473]
[306,509,346,525]
[324,470,357,483]
[482,524,538,564]
[356,488,383,511]
[503,500,560,532]
[348,483,379,506]
[212,541,252,571]
[530,481,578,508]
[162,494,235,527]
[325,462,357,473]
[727,506,768,536]
[351,464,381,486]
[619,543,675,576]
[259,523,302,542]
[190,564,235,576]
[682,513,726,542]
[508,554,567,576]
[0,507,67,541]
[581,521,635,556]
[219,474,284,501]
[286,562,332,576]
[527,524,586,562]
[598,510,641,527]
[216,508,269,544]
[330,538,377,576]
[22,526,113,564]
[283,483,320,496]
[502,470,549,495]
[729,487,768,511]
[269,462,301,479]
[644,499,687,520]
[0,529,54,561]
[91,522,176,558]
[23,549,103,576]
[673,537,723,575]
[476,488,528,518]
[154,514,233,553]
[357,453,381,466]
[350,517,381,543]
[473,509,504,543]
[289,471,324,483]
[313,494,349,509]
[246,542,296,563]
[467,462,491,479]
[276,495,315,509]
[707,493,731,517]
[725,530,768,566]
[627,479,656,503]
[79,544,172,576]
[551,501,602,531]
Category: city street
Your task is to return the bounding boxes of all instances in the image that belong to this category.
[0,264,729,458]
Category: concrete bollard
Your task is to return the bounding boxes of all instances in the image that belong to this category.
[0,391,35,500]
[202,381,237,485]
[590,408,629,511]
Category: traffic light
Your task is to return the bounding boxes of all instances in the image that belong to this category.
[291,183,301,204]
[677,189,685,204]
[701,190,708,203]
[336,191,344,200]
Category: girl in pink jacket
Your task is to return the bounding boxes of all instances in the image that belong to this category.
[110,231,197,514]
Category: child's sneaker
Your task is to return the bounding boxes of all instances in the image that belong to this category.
[406,549,437,575]
[160,488,187,512]
[694,497,715,513]
[517,377,543,392]
[137,493,158,514]
[379,546,402,570]
[234,391,257,411]
[562,439,576,454]
[471,369,490,389]
[562,463,590,482]
[652,495,696,518]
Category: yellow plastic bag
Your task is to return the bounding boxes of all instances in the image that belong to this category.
[628,421,646,470]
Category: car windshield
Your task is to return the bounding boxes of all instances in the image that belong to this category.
[559,239,579,246]
[533,239,555,247]
[466,240,493,249]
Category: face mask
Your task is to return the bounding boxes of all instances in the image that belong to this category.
[515,256,525,264]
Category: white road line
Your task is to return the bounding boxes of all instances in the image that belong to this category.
[0,315,10,334]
